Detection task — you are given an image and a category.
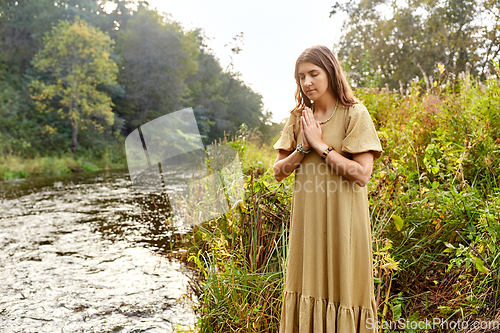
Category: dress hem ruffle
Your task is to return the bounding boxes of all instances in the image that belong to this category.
[280,291,378,333]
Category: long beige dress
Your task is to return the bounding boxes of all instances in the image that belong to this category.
[273,103,383,333]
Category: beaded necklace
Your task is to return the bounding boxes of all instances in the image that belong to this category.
[312,99,339,125]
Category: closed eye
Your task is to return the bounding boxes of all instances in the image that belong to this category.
[299,74,318,80]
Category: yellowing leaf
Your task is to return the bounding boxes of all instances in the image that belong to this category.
[434,220,441,231]
[379,240,393,252]
[239,200,246,212]
[392,215,404,231]
[382,255,400,271]
[437,63,445,75]
[30,17,118,151]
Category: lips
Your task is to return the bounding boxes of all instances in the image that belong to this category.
[306,89,316,94]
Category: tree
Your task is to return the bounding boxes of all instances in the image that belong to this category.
[182,31,267,145]
[0,0,109,74]
[115,9,199,133]
[0,0,127,157]
[30,17,118,153]
[331,0,500,88]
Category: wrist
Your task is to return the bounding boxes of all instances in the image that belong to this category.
[313,142,329,155]
[296,142,311,155]
[311,140,327,152]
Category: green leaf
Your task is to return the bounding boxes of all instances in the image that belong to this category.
[474,257,490,273]
[408,311,420,321]
[392,303,402,320]
[392,215,404,231]
[379,242,393,252]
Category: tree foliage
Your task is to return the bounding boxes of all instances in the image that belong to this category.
[30,17,118,152]
[182,43,264,144]
[0,0,107,74]
[332,0,500,88]
[0,0,269,160]
[115,9,199,132]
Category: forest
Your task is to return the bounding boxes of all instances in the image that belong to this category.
[0,0,277,178]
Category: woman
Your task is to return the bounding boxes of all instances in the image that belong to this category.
[273,45,383,333]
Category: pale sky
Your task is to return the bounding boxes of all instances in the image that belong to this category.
[143,0,348,123]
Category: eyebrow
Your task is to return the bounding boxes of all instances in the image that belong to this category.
[298,69,319,75]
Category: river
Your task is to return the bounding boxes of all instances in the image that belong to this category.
[0,168,198,333]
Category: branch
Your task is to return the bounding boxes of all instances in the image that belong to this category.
[455,231,500,282]
[417,63,430,93]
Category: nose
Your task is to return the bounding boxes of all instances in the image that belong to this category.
[304,76,312,86]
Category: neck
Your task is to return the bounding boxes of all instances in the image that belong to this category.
[312,93,338,115]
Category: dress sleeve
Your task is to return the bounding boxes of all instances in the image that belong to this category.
[341,104,383,160]
[273,112,299,151]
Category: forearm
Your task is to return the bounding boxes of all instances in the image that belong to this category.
[273,150,305,182]
[312,142,371,187]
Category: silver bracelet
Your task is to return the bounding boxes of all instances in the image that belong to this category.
[296,142,311,155]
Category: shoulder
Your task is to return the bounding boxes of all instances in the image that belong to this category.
[346,102,369,117]
[343,102,375,132]
[287,108,303,129]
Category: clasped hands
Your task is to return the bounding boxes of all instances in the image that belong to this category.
[300,107,323,151]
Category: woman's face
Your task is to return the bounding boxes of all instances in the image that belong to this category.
[297,62,330,102]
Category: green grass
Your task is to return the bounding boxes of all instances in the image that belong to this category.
[177,67,500,332]
[0,145,126,180]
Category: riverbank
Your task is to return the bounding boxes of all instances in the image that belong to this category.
[181,73,500,332]
[174,135,291,332]
[0,147,126,181]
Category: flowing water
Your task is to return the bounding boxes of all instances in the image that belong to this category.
[0,168,198,333]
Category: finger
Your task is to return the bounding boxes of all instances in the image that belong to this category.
[303,117,310,133]
[306,108,313,123]
[306,108,313,121]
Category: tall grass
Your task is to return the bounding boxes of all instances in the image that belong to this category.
[362,65,500,331]
[178,127,293,332]
[175,65,500,332]
[0,143,126,180]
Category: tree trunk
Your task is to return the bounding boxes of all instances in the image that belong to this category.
[72,120,78,153]
[70,99,79,154]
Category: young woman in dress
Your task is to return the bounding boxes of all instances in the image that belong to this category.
[273,45,383,332]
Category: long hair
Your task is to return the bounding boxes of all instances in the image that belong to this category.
[291,45,358,114]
